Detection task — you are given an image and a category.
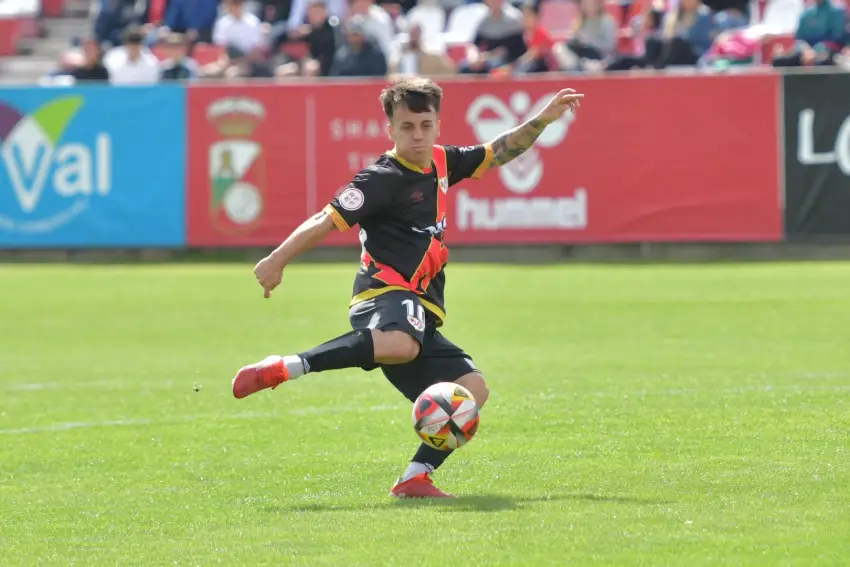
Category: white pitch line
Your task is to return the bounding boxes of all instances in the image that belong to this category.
[0,404,404,436]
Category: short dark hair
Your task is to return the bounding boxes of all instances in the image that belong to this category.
[379,77,443,120]
[123,25,145,45]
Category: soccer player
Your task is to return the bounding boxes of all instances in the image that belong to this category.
[232,77,583,498]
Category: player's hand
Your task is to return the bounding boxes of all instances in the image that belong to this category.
[537,88,584,125]
[254,255,285,299]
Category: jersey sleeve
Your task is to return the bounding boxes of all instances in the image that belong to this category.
[322,168,391,231]
[445,144,495,186]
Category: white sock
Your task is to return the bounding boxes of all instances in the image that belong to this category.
[402,461,434,482]
[282,355,306,379]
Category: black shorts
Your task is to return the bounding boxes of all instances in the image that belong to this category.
[349,290,481,402]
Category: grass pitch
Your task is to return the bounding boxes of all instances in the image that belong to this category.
[1,261,848,566]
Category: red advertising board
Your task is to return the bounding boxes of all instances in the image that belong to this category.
[187,74,782,246]
[187,86,310,247]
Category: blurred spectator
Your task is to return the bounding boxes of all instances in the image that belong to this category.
[654,0,715,66]
[213,0,268,54]
[511,1,554,73]
[153,0,219,44]
[609,0,715,69]
[276,0,342,76]
[202,45,275,78]
[840,19,850,69]
[72,37,111,81]
[286,0,347,35]
[103,26,161,84]
[345,0,396,57]
[555,0,617,70]
[772,0,846,68]
[699,26,759,68]
[329,14,388,75]
[377,0,416,19]
[459,0,526,74]
[94,0,142,47]
[388,22,456,75]
[703,0,749,29]
[261,0,294,25]
[160,32,200,79]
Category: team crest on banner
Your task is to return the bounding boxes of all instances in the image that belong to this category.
[207,97,267,233]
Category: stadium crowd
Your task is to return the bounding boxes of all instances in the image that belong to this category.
[43,0,850,83]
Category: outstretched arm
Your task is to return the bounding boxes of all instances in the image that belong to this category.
[488,88,584,168]
[490,116,549,167]
[254,212,335,298]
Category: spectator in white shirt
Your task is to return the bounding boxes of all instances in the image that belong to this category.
[213,0,267,55]
[103,26,161,85]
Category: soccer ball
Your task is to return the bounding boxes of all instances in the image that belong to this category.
[412,382,480,451]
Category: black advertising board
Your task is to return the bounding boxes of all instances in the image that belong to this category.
[783,72,850,237]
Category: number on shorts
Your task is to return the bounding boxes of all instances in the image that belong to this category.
[402,299,425,322]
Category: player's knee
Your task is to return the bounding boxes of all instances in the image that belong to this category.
[456,372,489,407]
[373,329,420,364]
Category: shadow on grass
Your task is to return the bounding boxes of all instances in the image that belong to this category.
[263,492,674,513]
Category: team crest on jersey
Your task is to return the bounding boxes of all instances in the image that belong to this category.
[407,315,425,332]
[439,177,448,194]
[206,97,268,234]
[339,187,364,211]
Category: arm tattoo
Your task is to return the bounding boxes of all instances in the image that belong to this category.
[490,117,548,166]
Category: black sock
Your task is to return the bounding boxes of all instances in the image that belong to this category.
[298,330,374,373]
[413,443,453,472]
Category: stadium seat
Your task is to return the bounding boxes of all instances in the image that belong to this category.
[0,17,21,55]
[442,3,488,44]
[281,40,309,61]
[446,42,468,63]
[191,43,225,65]
[539,0,580,41]
[152,43,168,60]
[759,33,794,62]
[40,0,63,17]
[0,0,38,41]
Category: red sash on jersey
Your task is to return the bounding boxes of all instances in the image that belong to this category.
[361,145,450,295]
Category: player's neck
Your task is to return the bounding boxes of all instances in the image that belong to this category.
[390,148,433,173]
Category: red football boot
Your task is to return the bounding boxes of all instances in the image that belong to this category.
[390,473,455,498]
[232,355,290,399]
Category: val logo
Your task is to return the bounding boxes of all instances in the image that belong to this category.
[0,96,111,233]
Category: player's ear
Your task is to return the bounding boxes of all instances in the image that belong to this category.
[386,122,393,141]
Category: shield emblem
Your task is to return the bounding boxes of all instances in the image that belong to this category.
[209,140,266,233]
[206,97,267,234]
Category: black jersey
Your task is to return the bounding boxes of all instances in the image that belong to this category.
[323,143,493,325]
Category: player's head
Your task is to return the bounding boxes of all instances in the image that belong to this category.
[380,77,443,166]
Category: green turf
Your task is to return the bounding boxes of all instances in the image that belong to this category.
[1,262,848,566]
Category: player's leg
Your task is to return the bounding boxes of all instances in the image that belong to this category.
[389,331,488,498]
[232,291,424,399]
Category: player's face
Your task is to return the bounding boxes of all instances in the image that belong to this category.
[388,105,440,166]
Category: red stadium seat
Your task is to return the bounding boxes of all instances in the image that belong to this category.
[539,0,579,41]
[17,13,37,38]
[0,18,21,55]
[281,40,309,61]
[446,43,467,63]
[152,43,169,60]
[760,33,794,64]
[41,0,65,17]
[192,43,225,65]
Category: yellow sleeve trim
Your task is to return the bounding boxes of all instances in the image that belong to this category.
[323,204,350,232]
[471,143,494,180]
